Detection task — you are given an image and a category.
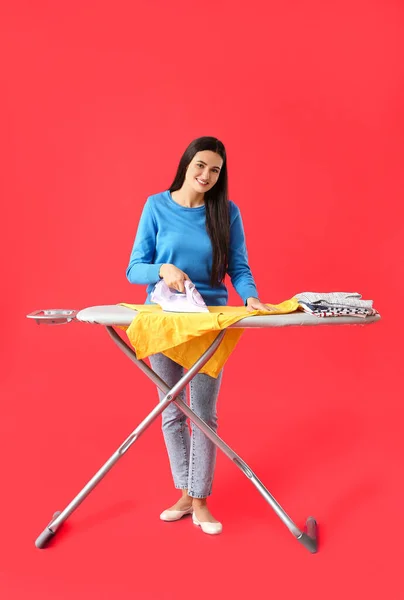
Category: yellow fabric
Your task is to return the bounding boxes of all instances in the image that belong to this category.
[120,299,299,378]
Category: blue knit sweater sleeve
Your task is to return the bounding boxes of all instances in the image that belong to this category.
[227,202,259,303]
[126,193,259,305]
[126,198,162,284]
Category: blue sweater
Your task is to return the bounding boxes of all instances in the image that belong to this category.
[126,190,258,306]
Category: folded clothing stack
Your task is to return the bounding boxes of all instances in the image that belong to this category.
[295,292,378,318]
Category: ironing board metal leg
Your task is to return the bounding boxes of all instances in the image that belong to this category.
[107,327,318,552]
[174,399,317,551]
[34,329,226,549]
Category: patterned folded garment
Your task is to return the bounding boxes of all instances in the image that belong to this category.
[298,301,378,319]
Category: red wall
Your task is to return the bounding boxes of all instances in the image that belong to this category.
[1,1,403,599]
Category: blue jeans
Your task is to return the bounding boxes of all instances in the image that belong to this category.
[149,353,223,498]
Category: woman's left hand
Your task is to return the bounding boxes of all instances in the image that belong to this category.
[246,297,278,313]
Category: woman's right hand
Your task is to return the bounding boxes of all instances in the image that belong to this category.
[159,264,190,293]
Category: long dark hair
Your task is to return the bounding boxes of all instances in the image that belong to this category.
[169,136,229,287]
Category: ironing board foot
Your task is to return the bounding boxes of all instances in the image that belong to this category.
[297,517,318,553]
[35,511,62,549]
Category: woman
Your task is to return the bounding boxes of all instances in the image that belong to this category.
[126,136,273,535]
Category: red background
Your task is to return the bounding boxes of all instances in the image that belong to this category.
[1,1,403,599]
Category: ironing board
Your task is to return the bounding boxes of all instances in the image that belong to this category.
[27,305,381,553]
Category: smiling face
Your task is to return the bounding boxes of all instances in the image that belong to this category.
[184,150,223,194]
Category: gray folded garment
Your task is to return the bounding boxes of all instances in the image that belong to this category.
[295,292,374,309]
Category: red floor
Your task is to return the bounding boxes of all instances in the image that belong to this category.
[2,2,403,597]
[1,303,402,599]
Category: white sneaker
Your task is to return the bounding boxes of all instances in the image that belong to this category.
[192,513,223,535]
[160,506,193,522]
